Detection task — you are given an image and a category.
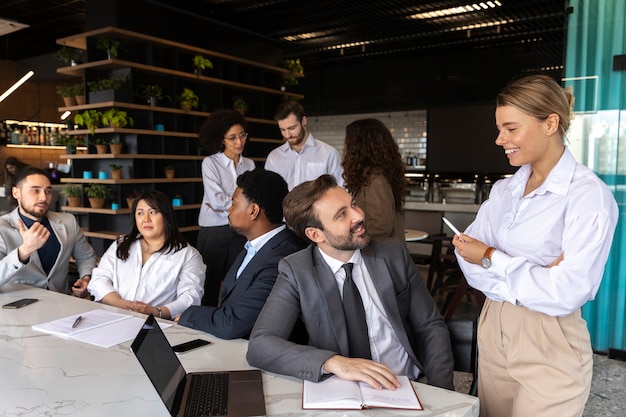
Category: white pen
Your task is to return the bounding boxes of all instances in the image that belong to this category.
[442,217,464,242]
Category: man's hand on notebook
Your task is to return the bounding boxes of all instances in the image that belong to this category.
[322,355,401,391]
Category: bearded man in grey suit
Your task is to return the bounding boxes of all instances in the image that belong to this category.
[177,169,305,339]
[247,174,454,390]
[0,167,96,295]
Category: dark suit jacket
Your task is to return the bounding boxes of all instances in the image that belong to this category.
[178,227,305,339]
[247,238,454,390]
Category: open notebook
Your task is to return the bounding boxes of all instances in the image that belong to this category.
[32,309,171,348]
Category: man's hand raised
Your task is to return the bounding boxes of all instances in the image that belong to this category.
[17,219,50,263]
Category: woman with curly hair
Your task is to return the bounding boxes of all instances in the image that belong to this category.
[342,118,406,240]
[197,109,255,306]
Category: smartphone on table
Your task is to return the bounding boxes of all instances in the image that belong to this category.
[2,298,39,309]
[172,338,212,354]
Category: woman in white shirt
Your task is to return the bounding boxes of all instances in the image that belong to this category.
[88,190,205,319]
[196,109,255,306]
[452,75,618,417]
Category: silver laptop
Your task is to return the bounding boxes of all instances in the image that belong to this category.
[131,314,266,417]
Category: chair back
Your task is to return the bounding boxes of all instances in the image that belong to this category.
[446,317,478,396]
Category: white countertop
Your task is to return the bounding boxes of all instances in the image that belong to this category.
[0,284,479,417]
[405,201,481,213]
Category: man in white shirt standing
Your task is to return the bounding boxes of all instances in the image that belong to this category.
[264,101,343,190]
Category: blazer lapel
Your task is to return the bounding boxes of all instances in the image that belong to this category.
[220,250,246,299]
[311,248,351,356]
[9,210,45,274]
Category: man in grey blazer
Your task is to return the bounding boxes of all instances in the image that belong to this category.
[247,174,454,390]
[0,167,96,295]
[177,169,305,339]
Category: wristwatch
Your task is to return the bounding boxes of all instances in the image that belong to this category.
[481,247,496,269]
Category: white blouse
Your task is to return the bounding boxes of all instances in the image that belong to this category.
[88,239,206,318]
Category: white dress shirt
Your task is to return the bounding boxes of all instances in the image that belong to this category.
[264,133,344,190]
[457,148,618,317]
[88,239,206,318]
[198,152,255,227]
[318,248,419,379]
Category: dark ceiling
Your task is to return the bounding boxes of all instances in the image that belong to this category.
[0,0,567,68]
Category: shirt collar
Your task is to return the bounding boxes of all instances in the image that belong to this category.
[248,224,286,252]
[317,247,363,275]
[217,151,244,168]
[509,147,574,197]
[18,211,49,228]
[282,132,313,153]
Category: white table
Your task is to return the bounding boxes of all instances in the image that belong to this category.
[405,229,429,241]
[0,284,479,417]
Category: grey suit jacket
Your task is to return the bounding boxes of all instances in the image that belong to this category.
[247,238,454,390]
[178,228,306,339]
[0,208,96,292]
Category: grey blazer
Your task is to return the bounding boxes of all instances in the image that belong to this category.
[247,238,454,390]
[0,208,96,292]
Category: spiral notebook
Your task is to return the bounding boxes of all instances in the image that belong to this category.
[32,309,171,348]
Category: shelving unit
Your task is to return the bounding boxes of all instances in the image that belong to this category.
[55,27,300,254]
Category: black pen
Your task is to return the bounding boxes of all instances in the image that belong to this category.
[72,316,83,328]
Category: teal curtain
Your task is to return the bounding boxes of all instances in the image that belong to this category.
[564,0,626,352]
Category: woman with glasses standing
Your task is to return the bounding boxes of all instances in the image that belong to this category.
[197,109,255,306]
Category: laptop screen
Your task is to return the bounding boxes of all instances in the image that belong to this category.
[131,314,186,413]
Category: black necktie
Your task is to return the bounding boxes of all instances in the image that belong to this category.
[341,263,371,359]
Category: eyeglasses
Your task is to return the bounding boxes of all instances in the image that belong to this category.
[224,132,248,141]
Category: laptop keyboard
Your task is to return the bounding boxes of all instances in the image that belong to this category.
[185,373,230,416]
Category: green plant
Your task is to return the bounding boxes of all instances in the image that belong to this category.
[192,54,213,71]
[74,110,103,135]
[178,88,199,110]
[54,46,82,64]
[87,75,127,92]
[53,132,78,147]
[85,183,109,199]
[109,164,123,170]
[282,58,304,87]
[72,83,85,96]
[55,84,75,98]
[232,96,248,113]
[101,108,134,128]
[163,165,175,171]
[61,183,82,197]
[96,36,121,58]
[95,137,108,145]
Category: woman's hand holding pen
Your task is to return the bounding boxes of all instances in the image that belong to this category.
[451,234,490,266]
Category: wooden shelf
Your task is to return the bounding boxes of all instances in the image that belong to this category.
[60,178,202,184]
[56,26,295,76]
[66,127,198,138]
[61,153,205,160]
[58,59,304,99]
[62,203,201,215]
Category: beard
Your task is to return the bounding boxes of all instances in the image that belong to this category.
[324,221,370,251]
[20,202,49,220]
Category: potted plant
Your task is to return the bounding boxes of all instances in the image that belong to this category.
[109,137,123,154]
[232,96,248,115]
[192,54,213,75]
[102,108,134,129]
[61,183,82,207]
[94,137,108,154]
[54,46,82,66]
[109,164,123,180]
[54,132,79,154]
[126,189,143,209]
[73,83,86,105]
[163,165,175,179]
[96,36,121,59]
[87,74,128,102]
[137,84,170,106]
[281,58,304,89]
[74,110,103,135]
[85,183,109,208]
[178,88,198,111]
[56,84,77,107]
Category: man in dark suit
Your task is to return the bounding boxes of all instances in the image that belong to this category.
[247,174,454,390]
[177,169,305,339]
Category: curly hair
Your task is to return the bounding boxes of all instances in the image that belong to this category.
[198,109,250,154]
[237,169,288,224]
[342,118,406,211]
[116,190,188,260]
